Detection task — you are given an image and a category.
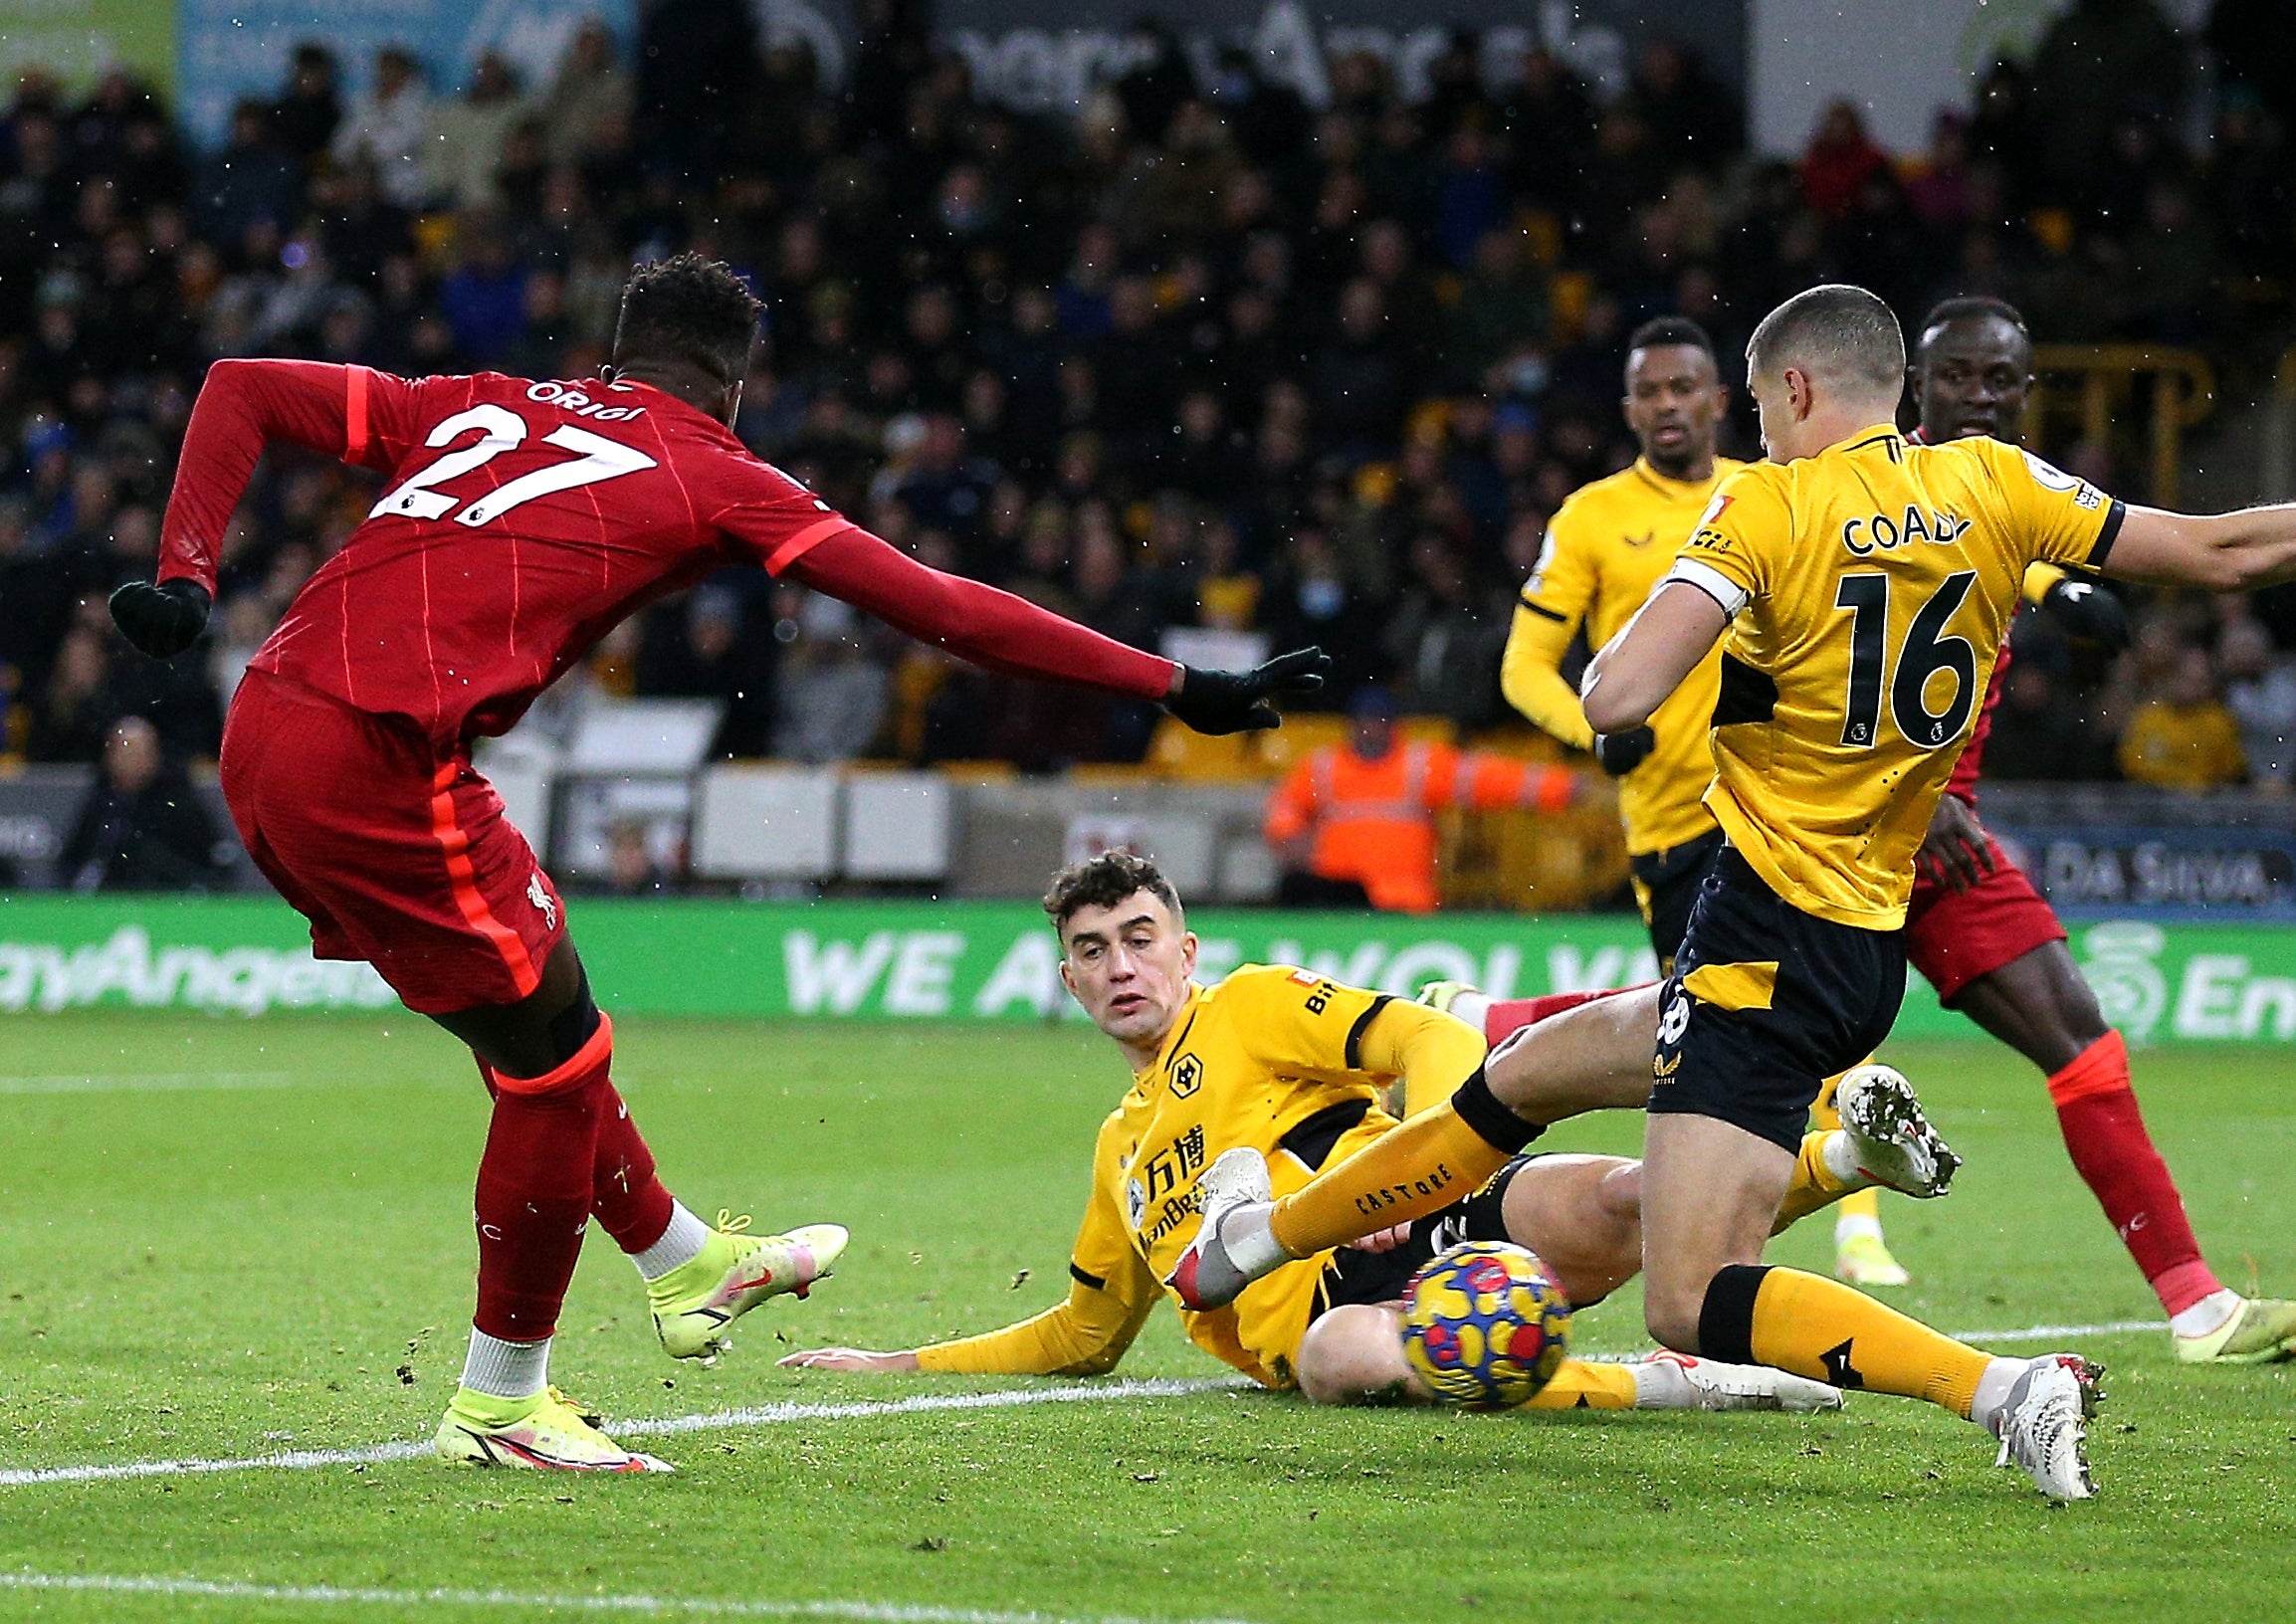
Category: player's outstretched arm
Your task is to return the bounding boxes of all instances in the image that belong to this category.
[115,359,409,658]
[780,1269,1157,1378]
[1580,580,1730,734]
[781,527,1329,731]
[2102,502,2296,592]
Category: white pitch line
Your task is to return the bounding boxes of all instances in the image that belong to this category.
[0,1377,1248,1488]
[0,1321,2176,1490]
[0,1070,300,1095]
[0,1571,1262,1624]
[1952,1318,2163,1342]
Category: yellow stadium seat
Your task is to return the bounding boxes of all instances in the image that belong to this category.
[1146,716,1262,781]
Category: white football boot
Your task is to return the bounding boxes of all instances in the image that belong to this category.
[1992,1353,2102,1501]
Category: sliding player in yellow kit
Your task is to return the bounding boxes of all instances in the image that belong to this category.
[1483,314,1907,1286]
[784,851,1927,1411]
[1172,285,2296,1499]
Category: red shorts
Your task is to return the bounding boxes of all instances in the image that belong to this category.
[220,670,566,1015]
[1903,836,2066,1003]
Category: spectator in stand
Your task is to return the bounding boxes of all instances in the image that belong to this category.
[1263,685,1581,914]
[2120,648,2248,789]
[60,715,228,891]
[541,20,634,170]
[332,47,431,208]
[270,43,342,168]
[26,624,113,763]
[423,52,526,210]
[771,598,890,764]
[2029,0,2186,196]
[1981,661,2110,783]
[438,214,529,365]
[195,99,303,246]
[1799,101,1887,220]
[2220,617,2296,790]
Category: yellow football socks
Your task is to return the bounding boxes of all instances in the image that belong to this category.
[1809,1067,1887,1239]
[1713,1264,1988,1418]
[1526,1357,1636,1410]
[1770,1129,1854,1234]
[1270,1101,1516,1257]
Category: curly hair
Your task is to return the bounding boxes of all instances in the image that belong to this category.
[1042,850,1182,935]
[611,253,762,386]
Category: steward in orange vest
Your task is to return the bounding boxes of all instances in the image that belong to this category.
[1264,687,1579,913]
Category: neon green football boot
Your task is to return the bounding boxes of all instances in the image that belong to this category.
[434,1386,672,1473]
[648,1211,847,1361]
[1413,980,1480,1015]
[2175,1297,2296,1364]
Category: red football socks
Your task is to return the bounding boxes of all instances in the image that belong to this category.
[470,1015,677,1341]
[591,1078,675,1254]
[1482,985,1649,1047]
[2047,1031,2221,1316]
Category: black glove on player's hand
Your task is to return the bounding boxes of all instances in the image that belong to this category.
[1594,725,1656,776]
[1165,647,1334,734]
[2041,576,2131,652]
[108,578,213,660]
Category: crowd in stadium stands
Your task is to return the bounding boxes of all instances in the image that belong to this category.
[3,0,2296,833]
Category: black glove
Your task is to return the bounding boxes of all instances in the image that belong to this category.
[1593,725,1655,776]
[108,578,212,659]
[2041,576,2130,651]
[1164,647,1333,734]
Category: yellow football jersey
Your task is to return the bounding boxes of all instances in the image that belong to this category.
[914,965,1484,1388]
[1504,457,1746,855]
[1665,425,2121,929]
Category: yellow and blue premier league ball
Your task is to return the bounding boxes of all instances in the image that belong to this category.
[1400,1241,1571,1409]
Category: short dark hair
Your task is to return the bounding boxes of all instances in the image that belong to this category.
[1916,297,2029,356]
[1747,284,1904,394]
[1043,850,1182,936]
[612,253,761,387]
[1626,315,1715,358]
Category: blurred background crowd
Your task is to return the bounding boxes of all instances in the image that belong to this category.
[3,0,2296,822]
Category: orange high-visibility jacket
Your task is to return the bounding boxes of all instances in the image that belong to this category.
[1263,740,1575,913]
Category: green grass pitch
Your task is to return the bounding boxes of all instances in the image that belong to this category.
[1,1011,2292,1622]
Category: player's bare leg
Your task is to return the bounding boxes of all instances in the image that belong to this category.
[431,938,841,1471]
[1171,987,1660,1310]
[1639,1112,2097,1500]
[1295,1153,1838,1413]
[1955,940,2296,1362]
[1501,1153,1645,1309]
[1173,989,1947,1312]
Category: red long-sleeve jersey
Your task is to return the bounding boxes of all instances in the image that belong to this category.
[157,360,1175,747]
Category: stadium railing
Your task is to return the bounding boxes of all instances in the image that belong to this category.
[2262,343,2296,501]
[2028,344,2216,506]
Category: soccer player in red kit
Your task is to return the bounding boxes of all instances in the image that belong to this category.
[109,255,1328,1471]
[1899,298,2294,1361]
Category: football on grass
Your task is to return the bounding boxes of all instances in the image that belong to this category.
[1400,1241,1571,1409]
